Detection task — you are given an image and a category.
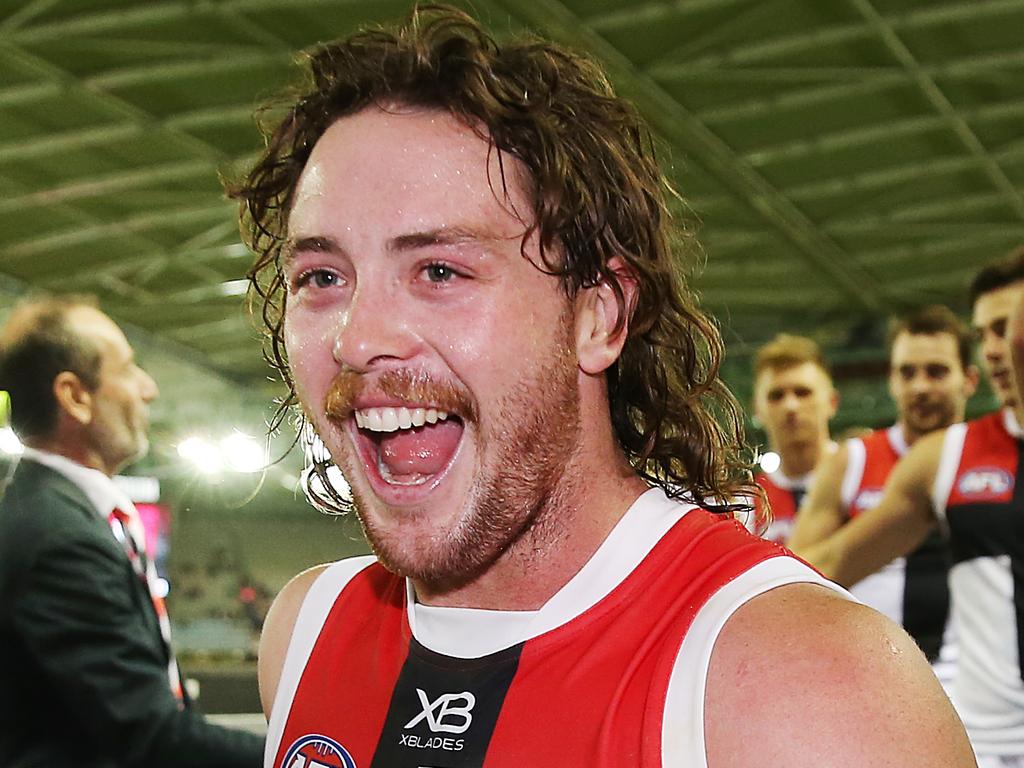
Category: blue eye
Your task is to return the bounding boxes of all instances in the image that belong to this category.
[425,263,457,283]
[294,269,340,290]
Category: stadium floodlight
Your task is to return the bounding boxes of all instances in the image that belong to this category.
[221,431,266,473]
[176,436,224,474]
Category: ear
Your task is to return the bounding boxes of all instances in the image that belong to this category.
[827,387,840,419]
[53,371,94,426]
[575,258,638,375]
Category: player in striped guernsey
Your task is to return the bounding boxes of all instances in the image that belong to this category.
[799,248,1024,766]
[748,334,838,542]
[231,7,974,767]
[790,305,978,690]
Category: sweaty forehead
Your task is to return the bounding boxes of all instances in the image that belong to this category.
[289,106,532,239]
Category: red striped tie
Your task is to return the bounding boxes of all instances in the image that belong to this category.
[108,506,184,704]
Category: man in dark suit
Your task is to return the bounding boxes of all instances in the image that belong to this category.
[0,295,264,767]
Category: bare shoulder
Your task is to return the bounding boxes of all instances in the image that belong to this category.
[704,583,975,768]
[258,563,332,716]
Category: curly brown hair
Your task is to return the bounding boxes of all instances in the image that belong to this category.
[227,4,757,513]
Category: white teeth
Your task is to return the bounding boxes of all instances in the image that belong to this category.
[381,409,399,431]
[354,406,451,433]
[396,408,412,429]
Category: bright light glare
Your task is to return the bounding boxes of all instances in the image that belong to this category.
[221,432,266,473]
[154,577,170,599]
[177,436,224,474]
[0,427,23,455]
[218,278,248,296]
[758,451,781,474]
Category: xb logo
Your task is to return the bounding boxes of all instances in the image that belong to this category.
[404,689,476,734]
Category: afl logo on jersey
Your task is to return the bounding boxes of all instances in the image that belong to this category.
[957,467,1014,499]
[281,734,357,768]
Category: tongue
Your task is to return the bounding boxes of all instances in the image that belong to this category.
[378,419,463,477]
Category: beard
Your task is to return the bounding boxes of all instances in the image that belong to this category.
[328,343,582,592]
[903,397,957,436]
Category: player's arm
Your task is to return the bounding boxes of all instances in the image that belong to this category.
[258,564,328,717]
[785,442,850,550]
[790,432,942,587]
[705,583,976,767]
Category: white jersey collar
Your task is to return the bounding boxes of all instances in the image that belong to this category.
[1003,407,1024,439]
[408,486,695,658]
[887,424,909,457]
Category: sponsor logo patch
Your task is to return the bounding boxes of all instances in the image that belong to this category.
[404,689,475,734]
[957,467,1014,499]
[281,734,357,768]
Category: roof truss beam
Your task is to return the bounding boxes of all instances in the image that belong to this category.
[848,0,1024,219]
[489,0,884,313]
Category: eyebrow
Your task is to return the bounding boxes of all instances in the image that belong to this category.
[281,235,344,265]
[388,226,505,252]
[283,226,509,265]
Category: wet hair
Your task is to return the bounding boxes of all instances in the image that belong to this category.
[753,334,830,381]
[887,304,972,371]
[229,4,756,513]
[969,245,1024,307]
[0,295,101,439]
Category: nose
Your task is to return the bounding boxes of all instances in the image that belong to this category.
[982,330,1004,362]
[908,372,929,395]
[331,284,420,372]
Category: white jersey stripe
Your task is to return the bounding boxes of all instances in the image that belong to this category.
[264,555,377,768]
[662,557,848,767]
[840,437,867,512]
[934,422,968,524]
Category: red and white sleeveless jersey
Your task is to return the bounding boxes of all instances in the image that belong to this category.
[842,425,907,518]
[752,468,812,543]
[840,425,955,686]
[935,409,1024,757]
[265,488,841,768]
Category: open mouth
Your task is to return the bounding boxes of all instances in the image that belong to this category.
[352,406,465,488]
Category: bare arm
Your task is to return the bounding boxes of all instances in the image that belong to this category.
[257,564,329,717]
[786,442,850,550]
[790,431,942,586]
[705,583,975,767]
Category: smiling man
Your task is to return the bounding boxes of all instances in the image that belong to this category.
[789,305,978,690]
[231,7,974,768]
